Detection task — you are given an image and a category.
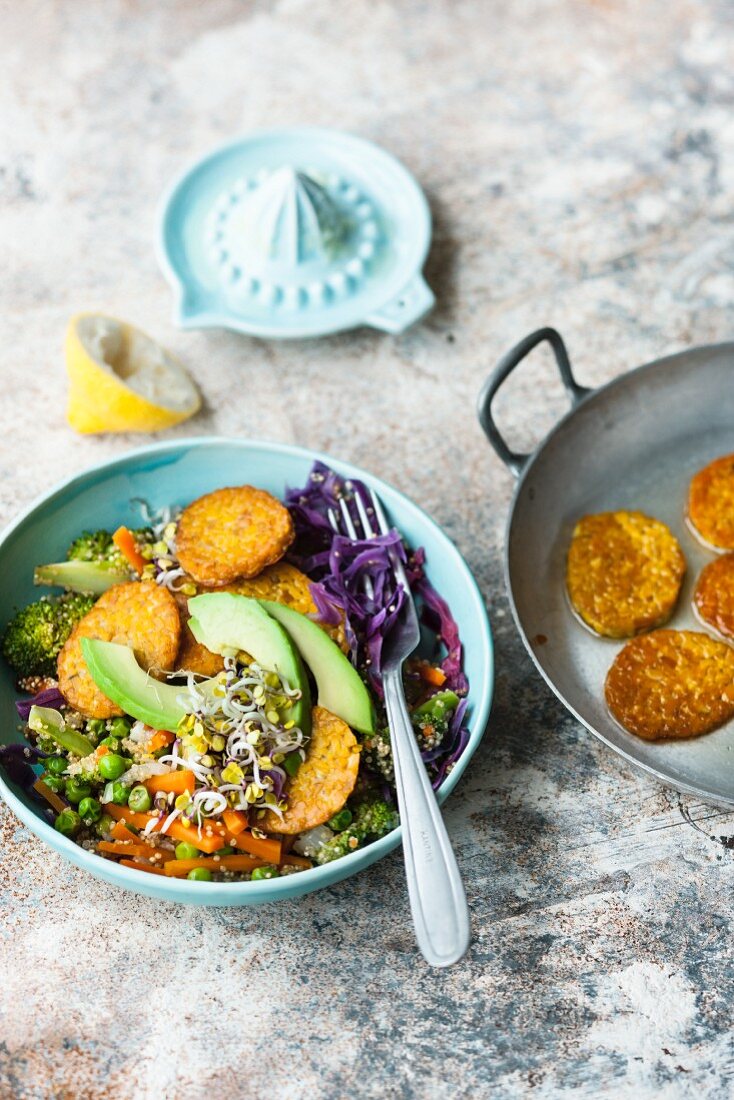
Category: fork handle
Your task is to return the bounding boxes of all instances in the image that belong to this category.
[383,671,471,967]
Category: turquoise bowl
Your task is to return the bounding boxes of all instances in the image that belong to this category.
[0,439,493,905]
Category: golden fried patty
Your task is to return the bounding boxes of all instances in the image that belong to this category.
[259,706,360,835]
[605,628,734,741]
[694,553,734,640]
[175,486,294,587]
[58,582,181,718]
[688,453,734,549]
[566,510,685,638]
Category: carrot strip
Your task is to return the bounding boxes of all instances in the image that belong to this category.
[165,820,223,854]
[34,778,66,814]
[110,821,138,842]
[104,803,155,828]
[103,805,221,853]
[216,854,264,872]
[141,810,226,837]
[147,729,174,753]
[144,769,195,796]
[419,663,446,687]
[227,830,282,863]
[281,853,313,870]
[98,840,162,861]
[222,808,248,836]
[163,854,265,878]
[162,862,205,879]
[112,526,147,574]
[119,859,167,877]
[162,863,198,879]
[104,802,226,854]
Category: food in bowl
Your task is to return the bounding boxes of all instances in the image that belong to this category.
[0,462,470,883]
[566,510,685,638]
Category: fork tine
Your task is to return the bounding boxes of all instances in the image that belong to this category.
[354,492,377,538]
[335,497,375,601]
[368,489,391,537]
[338,498,360,540]
[328,507,341,534]
[369,489,411,593]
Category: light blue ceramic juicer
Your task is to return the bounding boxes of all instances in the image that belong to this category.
[157,128,434,338]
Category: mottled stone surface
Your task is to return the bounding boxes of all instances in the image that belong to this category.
[2,1,734,1097]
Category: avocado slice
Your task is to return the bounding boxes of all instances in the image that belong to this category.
[81,638,196,732]
[35,560,130,595]
[187,593,312,737]
[259,600,375,734]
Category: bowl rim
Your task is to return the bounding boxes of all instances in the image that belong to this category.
[0,436,494,903]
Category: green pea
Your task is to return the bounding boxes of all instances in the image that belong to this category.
[54,809,81,837]
[65,777,92,804]
[102,780,129,805]
[175,841,201,861]
[95,814,114,838]
[78,796,102,824]
[251,865,279,880]
[128,785,152,813]
[108,717,132,737]
[187,867,212,881]
[87,719,107,735]
[46,755,69,776]
[327,808,352,831]
[98,736,121,753]
[42,774,66,794]
[98,753,129,781]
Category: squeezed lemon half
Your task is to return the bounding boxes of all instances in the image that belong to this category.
[65,313,201,434]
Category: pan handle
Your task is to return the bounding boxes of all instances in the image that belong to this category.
[477,327,591,477]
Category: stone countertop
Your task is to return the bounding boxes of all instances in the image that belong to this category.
[2,1,734,1096]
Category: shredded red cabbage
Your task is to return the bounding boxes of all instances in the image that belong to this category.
[431,698,470,789]
[287,462,467,691]
[413,567,468,695]
[15,685,66,720]
[267,766,287,801]
[0,742,50,789]
[286,461,471,787]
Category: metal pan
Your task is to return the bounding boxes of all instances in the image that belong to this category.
[478,327,734,808]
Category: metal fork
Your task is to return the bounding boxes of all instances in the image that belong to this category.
[329,488,471,967]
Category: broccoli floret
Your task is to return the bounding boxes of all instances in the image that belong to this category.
[2,593,95,678]
[66,528,154,569]
[315,830,359,864]
[353,798,399,838]
[315,797,399,865]
[67,529,119,565]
